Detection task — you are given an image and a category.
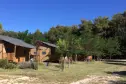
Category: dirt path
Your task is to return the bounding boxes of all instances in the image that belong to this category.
[70,75,120,84]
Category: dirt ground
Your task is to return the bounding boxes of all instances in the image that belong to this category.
[0,75,38,84]
[71,75,121,84]
[0,61,125,84]
[0,75,122,84]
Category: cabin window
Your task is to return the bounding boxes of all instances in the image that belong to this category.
[34,52,37,55]
[42,52,46,55]
[6,48,12,52]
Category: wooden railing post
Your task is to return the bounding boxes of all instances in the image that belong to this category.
[2,44,3,59]
[29,52,30,61]
[14,45,16,62]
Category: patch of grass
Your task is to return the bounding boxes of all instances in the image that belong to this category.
[0,61,125,83]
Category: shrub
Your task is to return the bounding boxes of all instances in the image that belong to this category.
[18,62,31,69]
[5,63,17,69]
[33,62,38,70]
[0,59,8,68]
[18,61,38,70]
[0,59,17,69]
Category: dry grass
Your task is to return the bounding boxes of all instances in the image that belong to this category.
[0,61,125,84]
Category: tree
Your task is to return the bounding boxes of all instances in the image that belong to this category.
[2,31,18,38]
[0,23,3,34]
[32,29,48,44]
[17,30,32,44]
[111,12,126,55]
[105,38,121,59]
[0,23,3,30]
[46,25,71,43]
[92,36,106,60]
[93,16,110,37]
[57,38,69,71]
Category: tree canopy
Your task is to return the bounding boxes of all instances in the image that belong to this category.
[1,11,126,59]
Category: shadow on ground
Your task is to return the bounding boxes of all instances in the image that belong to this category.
[106,70,126,84]
[106,71,126,76]
[109,80,126,84]
[54,65,60,68]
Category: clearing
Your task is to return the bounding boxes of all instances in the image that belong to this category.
[0,61,125,84]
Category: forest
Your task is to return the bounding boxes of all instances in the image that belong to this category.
[0,11,126,60]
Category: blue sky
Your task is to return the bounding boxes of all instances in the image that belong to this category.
[0,0,126,33]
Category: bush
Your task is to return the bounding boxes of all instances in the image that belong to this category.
[33,62,38,70]
[0,59,17,69]
[18,61,38,70]
[0,59,8,68]
[18,62,31,69]
[5,63,17,69]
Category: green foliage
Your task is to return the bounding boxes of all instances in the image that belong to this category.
[0,23,3,30]
[92,36,106,57]
[18,62,38,70]
[18,62,31,69]
[94,16,109,29]
[105,38,121,56]
[0,59,17,69]
[46,25,71,43]
[57,38,69,55]
[0,59,8,68]
[33,62,38,70]
[2,31,18,38]
[5,63,17,69]
[1,11,126,59]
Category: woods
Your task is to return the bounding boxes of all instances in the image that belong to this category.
[0,11,126,60]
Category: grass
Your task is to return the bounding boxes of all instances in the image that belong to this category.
[0,61,125,84]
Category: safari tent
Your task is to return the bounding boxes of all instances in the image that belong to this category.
[0,35,35,62]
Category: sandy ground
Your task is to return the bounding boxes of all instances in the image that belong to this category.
[70,75,121,84]
[0,75,121,84]
[0,75,38,84]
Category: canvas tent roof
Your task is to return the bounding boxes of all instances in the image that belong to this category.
[0,35,35,49]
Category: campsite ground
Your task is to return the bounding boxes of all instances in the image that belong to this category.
[0,61,125,84]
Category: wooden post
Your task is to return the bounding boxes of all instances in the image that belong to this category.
[36,46,39,62]
[75,54,77,62]
[29,52,30,61]
[2,44,3,59]
[14,45,16,62]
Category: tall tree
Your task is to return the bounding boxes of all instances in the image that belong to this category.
[0,23,3,34]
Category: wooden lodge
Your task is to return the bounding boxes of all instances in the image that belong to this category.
[0,35,35,62]
[30,41,57,62]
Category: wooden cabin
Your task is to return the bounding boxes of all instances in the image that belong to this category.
[30,41,57,62]
[0,35,35,62]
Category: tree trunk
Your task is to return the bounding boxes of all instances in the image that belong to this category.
[109,55,111,60]
[97,56,100,61]
[60,56,64,71]
[75,54,77,62]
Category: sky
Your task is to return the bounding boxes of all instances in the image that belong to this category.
[0,0,126,33]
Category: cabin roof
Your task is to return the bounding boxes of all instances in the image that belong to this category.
[0,35,35,49]
[36,41,57,48]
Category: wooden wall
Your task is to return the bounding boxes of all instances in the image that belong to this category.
[0,41,31,62]
[16,46,30,62]
[30,46,51,62]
